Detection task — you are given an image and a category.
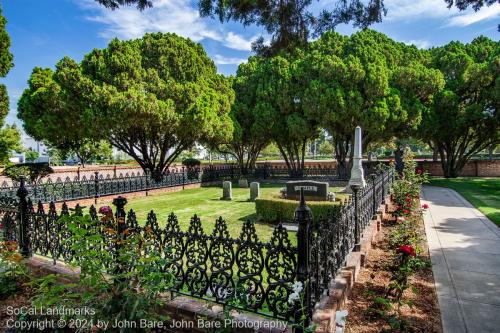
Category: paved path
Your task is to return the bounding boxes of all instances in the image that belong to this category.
[421,186,500,333]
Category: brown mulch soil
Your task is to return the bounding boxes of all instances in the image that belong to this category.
[0,266,43,331]
[344,205,442,333]
[0,284,35,331]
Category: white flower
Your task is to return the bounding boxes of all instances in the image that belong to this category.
[288,292,299,304]
[292,281,303,293]
[288,281,303,304]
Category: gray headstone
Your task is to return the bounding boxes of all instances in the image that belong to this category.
[250,182,260,201]
[285,180,329,201]
[221,181,232,200]
[238,178,249,188]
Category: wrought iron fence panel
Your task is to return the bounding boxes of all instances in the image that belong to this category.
[13,200,299,321]
[0,195,19,241]
[2,169,394,327]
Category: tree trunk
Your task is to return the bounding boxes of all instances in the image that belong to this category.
[439,146,461,178]
[432,147,438,162]
[334,138,351,179]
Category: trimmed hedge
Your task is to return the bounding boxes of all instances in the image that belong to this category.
[255,195,341,223]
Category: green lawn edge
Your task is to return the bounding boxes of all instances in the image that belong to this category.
[427,177,500,226]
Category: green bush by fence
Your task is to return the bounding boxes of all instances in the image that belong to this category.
[255,194,341,223]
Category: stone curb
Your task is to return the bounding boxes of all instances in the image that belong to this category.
[312,195,391,333]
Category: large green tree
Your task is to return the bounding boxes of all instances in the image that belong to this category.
[243,54,320,175]
[302,30,444,176]
[19,33,233,180]
[0,4,21,165]
[18,67,98,166]
[420,37,500,177]
[215,63,272,174]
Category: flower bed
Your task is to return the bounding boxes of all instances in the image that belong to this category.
[344,148,442,332]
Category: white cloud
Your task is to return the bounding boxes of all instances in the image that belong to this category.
[213,55,247,65]
[384,0,456,20]
[384,0,500,27]
[223,32,256,51]
[80,0,256,51]
[447,3,500,26]
[403,39,431,49]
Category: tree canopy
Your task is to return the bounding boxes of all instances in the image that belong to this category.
[95,0,152,10]
[18,66,97,165]
[0,4,21,165]
[419,36,500,177]
[300,30,444,175]
[19,33,234,180]
[214,64,272,173]
[199,0,386,55]
[233,54,320,175]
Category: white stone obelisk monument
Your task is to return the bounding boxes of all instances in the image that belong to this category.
[348,126,366,188]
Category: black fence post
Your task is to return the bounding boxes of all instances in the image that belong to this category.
[381,171,386,204]
[182,166,186,190]
[112,196,127,281]
[16,177,31,258]
[94,171,99,205]
[351,185,361,252]
[370,174,377,219]
[295,188,313,332]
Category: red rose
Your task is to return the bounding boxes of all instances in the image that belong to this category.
[403,209,410,214]
[98,206,113,216]
[422,204,429,209]
[0,223,3,229]
[398,245,416,257]
[405,197,411,202]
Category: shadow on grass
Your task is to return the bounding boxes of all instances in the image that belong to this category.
[238,212,257,222]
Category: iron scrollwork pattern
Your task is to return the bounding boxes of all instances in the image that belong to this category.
[0,168,394,326]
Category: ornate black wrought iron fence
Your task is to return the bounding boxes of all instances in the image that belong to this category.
[0,195,19,241]
[301,169,394,329]
[1,169,394,330]
[0,168,200,203]
[201,164,348,182]
[0,162,387,204]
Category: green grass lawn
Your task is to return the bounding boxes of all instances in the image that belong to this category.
[101,183,283,242]
[428,177,500,226]
[101,183,345,242]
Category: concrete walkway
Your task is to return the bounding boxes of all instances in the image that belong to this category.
[421,186,500,333]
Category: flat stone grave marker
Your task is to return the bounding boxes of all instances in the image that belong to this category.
[250,182,260,200]
[286,180,329,201]
[239,178,249,188]
[221,181,232,200]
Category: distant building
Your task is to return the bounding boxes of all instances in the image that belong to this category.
[22,134,48,156]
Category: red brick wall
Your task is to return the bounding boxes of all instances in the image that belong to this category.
[417,160,500,177]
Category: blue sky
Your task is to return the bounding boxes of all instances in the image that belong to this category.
[2,0,499,130]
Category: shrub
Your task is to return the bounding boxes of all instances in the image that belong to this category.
[391,148,427,217]
[2,162,53,183]
[255,195,340,223]
[182,157,201,168]
[0,240,30,296]
[29,210,173,328]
